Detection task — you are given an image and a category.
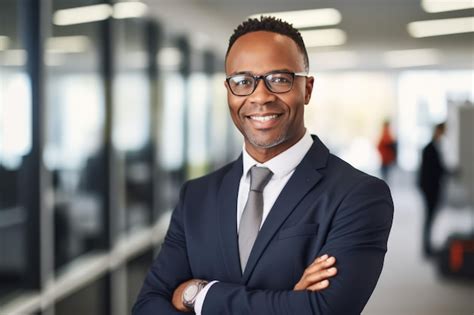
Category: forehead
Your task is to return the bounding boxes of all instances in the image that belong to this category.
[226,31,305,74]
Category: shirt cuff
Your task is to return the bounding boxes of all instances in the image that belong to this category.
[194,280,218,315]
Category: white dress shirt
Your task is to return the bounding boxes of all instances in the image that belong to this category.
[194,130,313,314]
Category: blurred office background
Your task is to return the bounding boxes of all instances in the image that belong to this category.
[0,0,473,314]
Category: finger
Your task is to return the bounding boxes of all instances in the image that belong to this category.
[298,266,337,290]
[305,256,336,275]
[313,256,336,269]
[307,279,330,292]
[293,280,305,291]
[297,256,337,290]
[324,256,336,266]
[305,267,338,284]
[309,254,329,267]
[315,254,329,264]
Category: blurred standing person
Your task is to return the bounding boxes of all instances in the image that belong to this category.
[377,120,397,180]
[418,122,447,257]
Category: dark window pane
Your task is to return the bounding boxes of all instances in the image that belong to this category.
[0,0,33,303]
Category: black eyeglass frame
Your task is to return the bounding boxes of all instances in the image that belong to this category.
[225,70,308,96]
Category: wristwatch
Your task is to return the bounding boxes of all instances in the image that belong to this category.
[182,280,209,311]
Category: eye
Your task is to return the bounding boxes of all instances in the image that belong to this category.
[269,74,292,85]
[231,75,253,87]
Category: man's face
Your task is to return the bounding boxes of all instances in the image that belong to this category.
[225,31,314,161]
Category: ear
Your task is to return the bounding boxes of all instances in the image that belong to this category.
[304,76,315,105]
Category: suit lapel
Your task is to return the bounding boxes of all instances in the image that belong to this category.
[242,137,329,283]
[217,156,243,282]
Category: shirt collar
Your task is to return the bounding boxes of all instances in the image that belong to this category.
[242,130,313,180]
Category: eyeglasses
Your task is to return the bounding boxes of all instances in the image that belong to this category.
[226,71,307,96]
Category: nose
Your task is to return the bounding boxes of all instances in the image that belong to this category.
[247,78,276,104]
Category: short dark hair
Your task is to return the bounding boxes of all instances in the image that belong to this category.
[435,122,446,132]
[226,16,309,72]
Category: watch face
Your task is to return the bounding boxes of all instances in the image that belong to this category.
[183,284,199,301]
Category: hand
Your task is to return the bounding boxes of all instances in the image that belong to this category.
[172,279,198,312]
[293,254,337,291]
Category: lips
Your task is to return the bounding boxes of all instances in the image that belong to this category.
[245,113,282,129]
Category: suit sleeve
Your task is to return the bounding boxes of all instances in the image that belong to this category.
[132,183,193,315]
[202,177,394,315]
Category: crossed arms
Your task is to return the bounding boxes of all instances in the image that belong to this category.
[132,176,393,315]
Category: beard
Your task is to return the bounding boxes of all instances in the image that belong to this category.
[243,125,290,149]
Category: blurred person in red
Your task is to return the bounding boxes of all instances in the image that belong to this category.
[377,120,397,181]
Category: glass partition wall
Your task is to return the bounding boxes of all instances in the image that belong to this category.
[155,35,189,215]
[45,0,109,271]
[0,0,33,304]
[0,1,230,314]
[187,51,213,179]
[112,17,153,236]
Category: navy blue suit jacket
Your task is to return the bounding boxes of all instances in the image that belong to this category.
[133,136,394,314]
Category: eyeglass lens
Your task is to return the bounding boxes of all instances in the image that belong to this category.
[228,72,294,95]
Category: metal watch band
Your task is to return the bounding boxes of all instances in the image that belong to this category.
[182,280,209,311]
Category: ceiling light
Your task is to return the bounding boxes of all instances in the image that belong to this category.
[113,1,147,19]
[46,36,90,53]
[383,48,441,68]
[408,17,474,37]
[300,29,347,47]
[421,0,474,13]
[0,36,10,51]
[249,8,341,29]
[53,4,112,26]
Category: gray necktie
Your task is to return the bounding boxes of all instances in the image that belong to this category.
[239,166,273,272]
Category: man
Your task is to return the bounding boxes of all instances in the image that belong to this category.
[418,122,446,257]
[133,16,393,314]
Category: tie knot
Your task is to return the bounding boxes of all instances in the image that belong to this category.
[249,166,273,192]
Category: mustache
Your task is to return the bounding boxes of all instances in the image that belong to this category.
[241,103,284,114]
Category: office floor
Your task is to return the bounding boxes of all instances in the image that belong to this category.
[363,169,474,315]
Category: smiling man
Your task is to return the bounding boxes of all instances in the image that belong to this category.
[133,16,394,315]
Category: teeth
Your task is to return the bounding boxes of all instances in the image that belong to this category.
[250,115,278,122]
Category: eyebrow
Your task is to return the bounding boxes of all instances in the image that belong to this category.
[227,68,294,76]
[228,71,252,76]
